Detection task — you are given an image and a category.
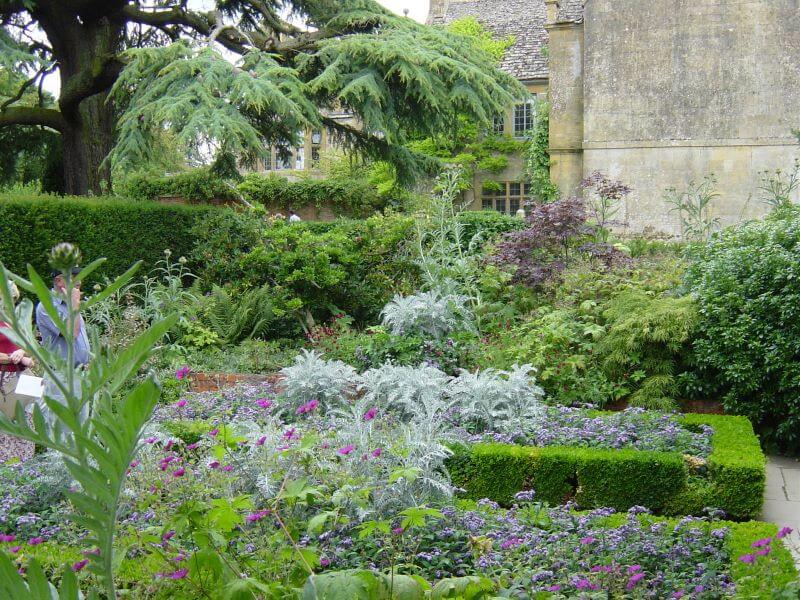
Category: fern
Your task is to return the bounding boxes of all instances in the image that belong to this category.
[203,284,278,345]
[380,290,474,340]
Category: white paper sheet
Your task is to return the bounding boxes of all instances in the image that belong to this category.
[15,374,44,399]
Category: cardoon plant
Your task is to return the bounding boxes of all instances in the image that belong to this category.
[0,244,175,599]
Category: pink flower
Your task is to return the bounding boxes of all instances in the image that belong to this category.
[546,585,561,592]
[392,527,404,536]
[28,537,44,546]
[320,557,330,567]
[282,428,297,441]
[738,553,755,564]
[296,399,319,415]
[222,465,233,472]
[256,398,272,409]
[175,399,187,408]
[175,366,190,380]
[255,436,267,446]
[9,546,20,554]
[143,437,157,444]
[207,461,220,469]
[363,407,377,421]
[777,526,794,539]
[186,443,199,450]
[371,448,382,458]
[171,468,185,477]
[337,444,354,456]
[165,439,175,450]
[579,536,595,545]
[71,559,88,572]
[627,565,642,574]
[208,428,219,437]
[0,534,15,543]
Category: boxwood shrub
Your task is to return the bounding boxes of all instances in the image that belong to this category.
[448,412,764,520]
[0,193,217,283]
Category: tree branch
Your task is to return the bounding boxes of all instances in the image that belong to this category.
[59,56,123,117]
[0,106,66,132]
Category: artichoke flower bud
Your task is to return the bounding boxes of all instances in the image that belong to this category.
[49,243,82,273]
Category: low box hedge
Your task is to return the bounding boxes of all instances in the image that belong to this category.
[448,413,765,520]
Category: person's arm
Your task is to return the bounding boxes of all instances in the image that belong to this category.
[70,287,82,339]
[35,302,61,341]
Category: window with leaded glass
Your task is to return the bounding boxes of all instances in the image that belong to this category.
[492,114,505,135]
[513,100,535,137]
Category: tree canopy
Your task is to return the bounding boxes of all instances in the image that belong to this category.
[0,0,525,194]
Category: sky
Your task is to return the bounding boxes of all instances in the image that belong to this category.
[40,0,431,97]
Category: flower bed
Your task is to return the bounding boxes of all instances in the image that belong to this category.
[448,413,765,519]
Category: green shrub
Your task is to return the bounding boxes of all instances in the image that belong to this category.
[455,211,523,246]
[162,420,213,445]
[119,168,237,202]
[448,413,764,519]
[0,193,216,283]
[684,208,800,453]
[726,521,798,598]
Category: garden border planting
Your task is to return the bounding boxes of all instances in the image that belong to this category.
[448,413,765,520]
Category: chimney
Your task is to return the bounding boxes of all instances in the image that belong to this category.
[544,0,560,25]
[426,0,449,25]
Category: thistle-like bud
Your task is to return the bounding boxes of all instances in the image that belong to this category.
[49,243,82,273]
[178,256,187,265]
[164,249,172,257]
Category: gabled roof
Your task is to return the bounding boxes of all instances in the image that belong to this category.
[428,0,550,81]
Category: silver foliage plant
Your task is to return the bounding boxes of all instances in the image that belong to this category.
[278,349,359,411]
[448,364,545,432]
[359,363,452,420]
[380,289,474,340]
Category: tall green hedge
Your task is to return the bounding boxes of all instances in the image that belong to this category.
[447,412,765,520]
[0,193,218,281]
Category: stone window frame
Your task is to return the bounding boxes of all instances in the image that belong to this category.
[481,181,532,215]
[513,98,536,138]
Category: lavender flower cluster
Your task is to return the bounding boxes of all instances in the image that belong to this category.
[152,382,277,425]
[469,407,714,458]
[319,504,734,598]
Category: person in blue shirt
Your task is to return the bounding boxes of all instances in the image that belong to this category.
[35,267,90,423]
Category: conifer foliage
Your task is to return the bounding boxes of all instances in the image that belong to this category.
[0,0,524,193]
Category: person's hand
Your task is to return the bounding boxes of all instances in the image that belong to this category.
[71,286,81,308]
[9,349,25,364]
[20,356,34,368]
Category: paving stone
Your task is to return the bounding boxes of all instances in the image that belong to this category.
[783,468,800,502]
[764,466,787,501]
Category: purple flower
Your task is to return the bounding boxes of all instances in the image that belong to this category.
[175,399,187,408]
[9,546,20,554]
[370,448,382,458]
[246,510,270,523]
[256,398,272,409]
[363,407,377,421]
[143,437,157,444]
[320,557,330,567]
[392,527,404,536]
[338,445,354,456]
[175,366,190,380]
[626,572,646,590]
[222,465,233,472]
[28,537,44,546]
[160,568,188,580]
[751,537,771,548]
[777,526,794,539]
[255,435,267,446]
[162,531,176,541]
[208,428,219,437]
[579,536,596,545]
[546,585,561,592]
[0,534,15,543]
[755,545,771,556]
[738,553,755,564]
[71,559,88,572]
[186,443,199,450]
[207,460,220,469]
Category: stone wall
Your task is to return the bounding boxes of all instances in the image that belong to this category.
[580,0,800,236]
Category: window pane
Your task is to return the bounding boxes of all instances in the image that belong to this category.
[509,198,519,214]
[482,196,493,210]
[513,101,534,137]
[311,146,320,166]
[494,197,506,213]
[509,182,521,197]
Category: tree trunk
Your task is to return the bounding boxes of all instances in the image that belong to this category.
[61,94,115,196]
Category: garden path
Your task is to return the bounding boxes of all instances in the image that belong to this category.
[762,456,800,567]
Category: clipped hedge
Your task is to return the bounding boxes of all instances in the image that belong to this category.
[448,412,765,520]
[119,169,237,203]
[0,193,217,281]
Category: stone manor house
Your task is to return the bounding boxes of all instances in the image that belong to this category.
[257,0,799,236]
[430,0,800,236]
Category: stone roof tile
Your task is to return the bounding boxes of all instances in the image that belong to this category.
[557,0,585,23]
[430,0,550,81]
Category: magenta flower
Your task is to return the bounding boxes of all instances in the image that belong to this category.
[255,435,267,446]
[162,530,176,541]
[363,407,377,421]
[175,366,190,380]
[751,537,771,548]
[171,467,185,477]
[777,526,794,539]
[337,444,355,455]
[579,536,596,545]
[173,554,186,562]
[175,399,187,408]
[71,559,88,572]
[162,568,189,580]
[208,428,219,437]
[143,437,157,444]
[129,460,140,468]
[296,399,319,415]
[9,546,20,554]
[392,527,404,535]
[0,534,15,543]
[672,592,685,599]
[282,427,298,441]
[207,460,220,469]
[738,553,755,564]
[627,565,642,574]
[320,557,330,567]
[28,537,44,546]
[626,572,646,590]
[256,398,272,409]
[186,443,199,450]
[222,465,233,472]
[546,585,561,592]
[755,545,771,556]
[371,448,382,458]
[245,510,270,523]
